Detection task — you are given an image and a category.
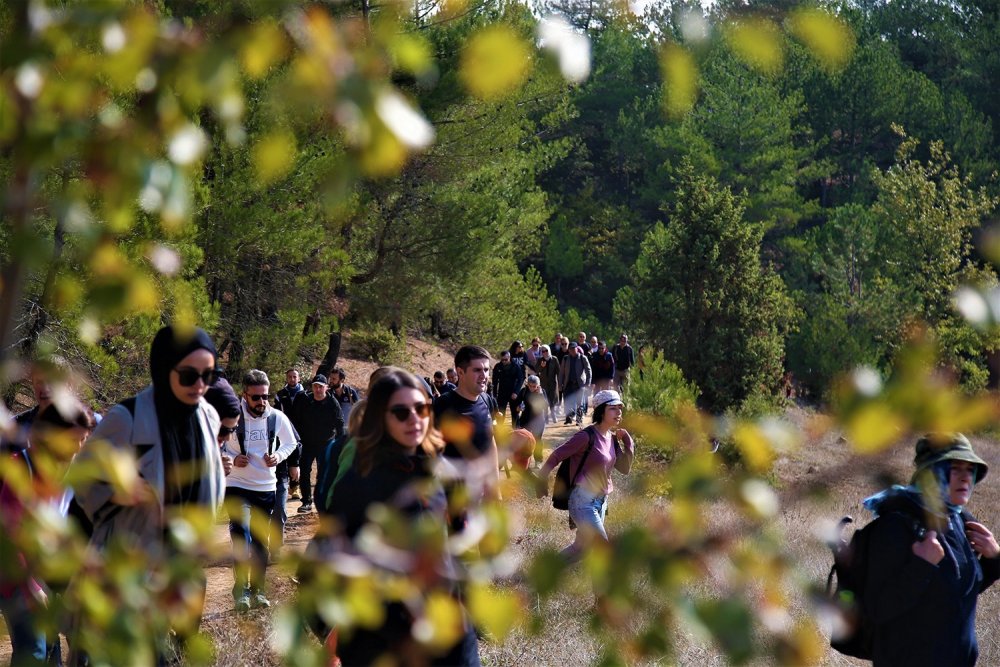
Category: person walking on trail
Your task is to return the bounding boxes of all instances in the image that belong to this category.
[434,345,502,505]
[590,341,616,393]
[274,369,305,501]
[492,350,525,427]
[559,342,592,426]
[535,390,634,563]
[329,367,360,425]
[432,370,457,397]
[861,433,999,666]
[70,325,228,659]
[291,374,345,514]
[223,369,298,612]
[612,334,635,393]
[535,344,561,424]
[300,369,481,666]
[516,375,549,466]
[525,337,543,370]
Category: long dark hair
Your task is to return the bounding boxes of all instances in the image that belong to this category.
[354,369,443,476]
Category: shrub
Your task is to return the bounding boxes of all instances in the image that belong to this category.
[626,349,699,418]
[350,322,407,365]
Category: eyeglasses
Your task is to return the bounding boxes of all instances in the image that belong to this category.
[246,393,269,402]
[173,366,218,387]
[219,425,239,436]
[388,402,431,422]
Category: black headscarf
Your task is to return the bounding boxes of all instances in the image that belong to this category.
[149,325,217,507]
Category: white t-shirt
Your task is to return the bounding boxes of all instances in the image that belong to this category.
[222,402,299,492]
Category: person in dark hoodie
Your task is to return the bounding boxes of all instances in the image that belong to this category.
[291,374,344,514]
[274,368,306,501]
[864,433,1000,666]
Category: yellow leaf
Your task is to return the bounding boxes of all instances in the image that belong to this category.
[391,34,433,75]
[732,423,774,472]
[359,125,407,177]
[467,584,522,640]
[417,592,464,652]
[845,403,906,454]
[660,43,698,118]
[253,131,297,185]
[459,25,531,100]
[126,274,160,313]
[241,20,289,79]
[725,18,784,75]
[788,8,855,72]
[346,576,386,628]
[90,244,128,277]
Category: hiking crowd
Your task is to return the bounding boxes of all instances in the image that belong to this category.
[2,325,999,666]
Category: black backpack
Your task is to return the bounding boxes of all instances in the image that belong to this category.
[825,506,930,659]
[552,427,596,510]
[236,412,278,456]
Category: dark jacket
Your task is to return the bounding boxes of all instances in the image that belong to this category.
[612,343,635,371]
[591,350,615,381]
[866,495,1000,666]
[536,356,561,399]
[493,360,525,398]
[273,383,305,477]
[516,387,548,437]
[291,393,345,451]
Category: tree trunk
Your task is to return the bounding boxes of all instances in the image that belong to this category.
[316,330,342,378]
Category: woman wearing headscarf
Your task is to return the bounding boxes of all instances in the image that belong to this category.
[864,433,1000,666]
[70,325,227,660]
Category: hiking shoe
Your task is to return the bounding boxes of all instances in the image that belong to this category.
[289,490,301,500]
[252,593,271,609]
[563,418,573,425]
[298,502,313,513]
[235,593,251,613]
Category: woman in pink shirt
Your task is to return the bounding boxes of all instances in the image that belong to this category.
[536,390,634,562]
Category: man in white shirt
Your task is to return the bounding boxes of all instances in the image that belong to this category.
[221,369,298,612]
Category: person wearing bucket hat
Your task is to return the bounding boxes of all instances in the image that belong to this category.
[535,389,634,564]
[860,433,1000,666]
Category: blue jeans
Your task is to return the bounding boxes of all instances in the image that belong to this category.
[561,486,609,564]
[226,487,275,597]
[270,475,289,552]
[0,591,47,665]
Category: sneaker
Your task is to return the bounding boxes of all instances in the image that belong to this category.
[252,593,271,609]
[235,593,251,613]
[297,502,313,513]
[563,418,573,425]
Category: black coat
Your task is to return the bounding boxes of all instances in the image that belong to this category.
[867,508,1000,666]
[291,393,344,451]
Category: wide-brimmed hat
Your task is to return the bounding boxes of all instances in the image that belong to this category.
[913,433,988,483]
[592,389,623,408]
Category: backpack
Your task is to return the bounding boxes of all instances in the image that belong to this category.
[236,412,278,456]
[552,427,596,511]
[825,506,931,659]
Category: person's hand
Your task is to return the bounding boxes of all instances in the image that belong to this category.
[913,530,945,565]
[289,466,300,482]
[965,521,1000,558]
[615,428,629,441]
[221,454,233,476]
[534,472,548,499]
[263,454,278,467]
[233,454,250,468]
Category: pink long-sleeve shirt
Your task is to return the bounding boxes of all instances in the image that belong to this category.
[541,426,634,495]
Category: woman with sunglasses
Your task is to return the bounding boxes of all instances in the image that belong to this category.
[536,389,635,563]
[301,369,480,666]
[70,325,227,660]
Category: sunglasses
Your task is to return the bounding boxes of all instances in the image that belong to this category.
[218,425,239,436]
[246,393,269,402]
[388,402,432,422]
[174,366,218,387]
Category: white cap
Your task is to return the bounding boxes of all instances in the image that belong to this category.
[592,389,623,408]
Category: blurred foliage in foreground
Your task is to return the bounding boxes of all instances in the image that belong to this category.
[4,1,1000,666]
